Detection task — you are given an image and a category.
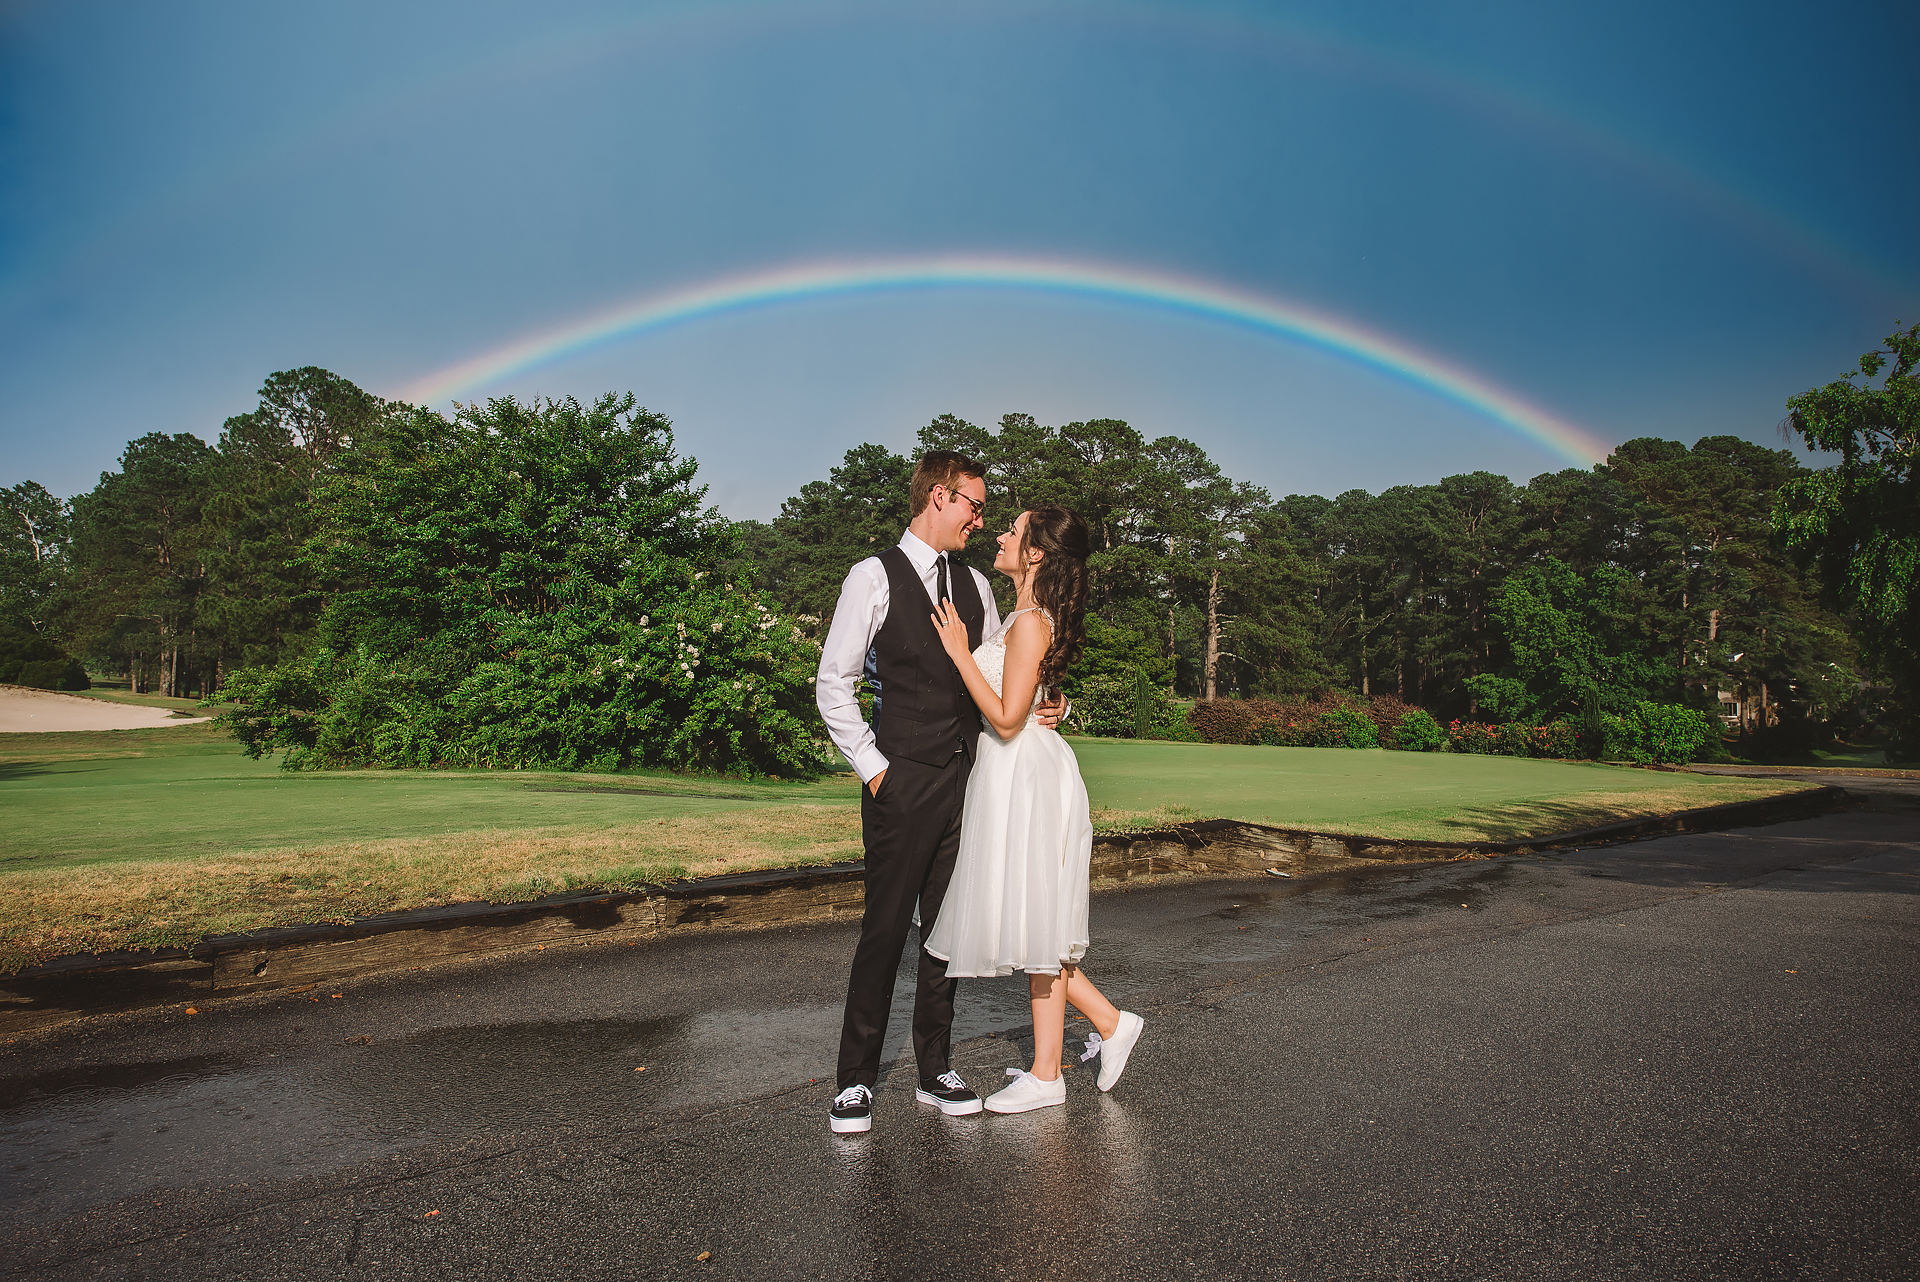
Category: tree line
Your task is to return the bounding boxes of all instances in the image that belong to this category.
[1,323,1911,764]
[1,368,383,696]
[734,410,1888,754]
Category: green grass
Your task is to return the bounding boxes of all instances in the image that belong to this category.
[49,685,221,714]
[0,725,857,874]
[1068,738,1815,843]
[0,728,1814,971]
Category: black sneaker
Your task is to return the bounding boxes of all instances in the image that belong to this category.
[915,1070,984,1116]
[830,1084,873,1133]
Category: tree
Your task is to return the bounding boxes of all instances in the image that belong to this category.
[1775,323,1919,754]
[221,394,824,776]
[199,368,391,671]
[750,442,914,622]
[67,432,215,695]
[0,481,70,635]
[1215,505,1332,696]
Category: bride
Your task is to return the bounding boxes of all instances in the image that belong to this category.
[925,504,1147,1113]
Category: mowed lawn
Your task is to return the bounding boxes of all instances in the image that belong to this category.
[1069,738,1809,842]
[0,725,1810,970]
[2,724,859,871]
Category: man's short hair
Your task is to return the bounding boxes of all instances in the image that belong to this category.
[909,450,987,517]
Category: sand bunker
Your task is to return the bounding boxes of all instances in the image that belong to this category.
[0,685,212,733]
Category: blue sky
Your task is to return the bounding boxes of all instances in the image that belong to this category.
[3,0,1914,518]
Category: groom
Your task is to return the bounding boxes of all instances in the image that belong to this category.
[816,450,1058,1134]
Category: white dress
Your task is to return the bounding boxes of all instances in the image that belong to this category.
[924,609,1094,978]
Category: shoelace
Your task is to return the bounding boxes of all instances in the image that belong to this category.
[932,1071,968,1092]
[833,1085,870,1109]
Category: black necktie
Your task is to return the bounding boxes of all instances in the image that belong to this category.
[935,555,950,608]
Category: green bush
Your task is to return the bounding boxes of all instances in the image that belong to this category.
[13,658,91,691]
[1388,708,1445,751]
[1734,715,1824,762]
[0,629,87,688]
[1310,706,1379,749]
[1637,702,1713,764]
[1598,712,1648,762]
[1069,672,1187,739]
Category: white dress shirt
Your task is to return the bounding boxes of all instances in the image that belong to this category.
[816,529,1002,783]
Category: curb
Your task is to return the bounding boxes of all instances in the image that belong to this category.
[0,783,1848,1035]
[1684,763,1920,781]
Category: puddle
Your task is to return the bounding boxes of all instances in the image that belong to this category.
[0,858,1511,1218]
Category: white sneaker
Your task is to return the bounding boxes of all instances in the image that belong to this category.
[1097,1012,1145,1092]
[985,1070,1067,1114]
[829,1084,873,1133]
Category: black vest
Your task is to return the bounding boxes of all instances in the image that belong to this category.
[868,545,987,767]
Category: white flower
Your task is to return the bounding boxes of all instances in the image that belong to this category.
[640,616,649,627]
[711,621,723,633]
[731,681,741,689]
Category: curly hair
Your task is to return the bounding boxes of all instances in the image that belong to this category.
[1020,504,1091,691]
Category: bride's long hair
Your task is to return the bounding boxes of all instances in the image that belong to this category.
[1021,504,1091,691]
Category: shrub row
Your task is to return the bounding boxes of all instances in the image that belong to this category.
[1444,719,1581,759]
[1179,697,1718,764]
[1186,693,1427,749]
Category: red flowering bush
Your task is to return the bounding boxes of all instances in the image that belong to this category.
[1447,720,1500,754]
[1536,720,1581,758]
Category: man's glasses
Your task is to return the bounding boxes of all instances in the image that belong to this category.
[944,486,985,520]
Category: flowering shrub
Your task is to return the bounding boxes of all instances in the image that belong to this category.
[1447,720,1500,754]
[1495,720,1537,757]
[1537,720,1581,758]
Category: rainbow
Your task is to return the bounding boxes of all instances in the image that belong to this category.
[394,254,1614,468]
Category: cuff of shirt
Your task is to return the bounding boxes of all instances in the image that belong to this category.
[852,747,890,784]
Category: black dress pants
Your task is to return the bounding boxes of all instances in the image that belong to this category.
[836,750,970,1089]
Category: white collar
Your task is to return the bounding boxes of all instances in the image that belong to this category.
[897,529,945,572]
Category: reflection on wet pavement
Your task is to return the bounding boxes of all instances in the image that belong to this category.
[1,860,1513,1218]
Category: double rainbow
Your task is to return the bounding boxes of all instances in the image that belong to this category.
[396,254,1613,468]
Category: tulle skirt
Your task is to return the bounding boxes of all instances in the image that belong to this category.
[925,722,1093,978]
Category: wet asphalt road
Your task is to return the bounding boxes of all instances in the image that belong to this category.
[2,774,1916,1281]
